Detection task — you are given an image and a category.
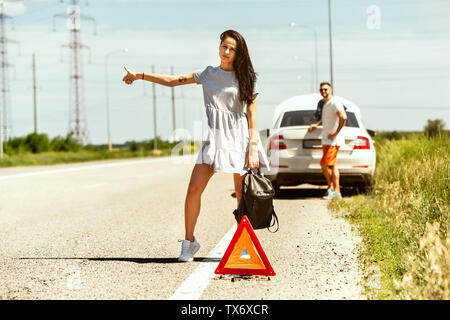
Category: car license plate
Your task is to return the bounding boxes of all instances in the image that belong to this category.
[303,139,322,149]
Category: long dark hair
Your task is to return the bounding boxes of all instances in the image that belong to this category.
[220,30,257,105]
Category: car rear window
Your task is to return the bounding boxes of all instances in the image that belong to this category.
[280,110,359,128]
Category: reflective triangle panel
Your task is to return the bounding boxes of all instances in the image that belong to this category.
[215,215,276,276]
[223,227,265,270]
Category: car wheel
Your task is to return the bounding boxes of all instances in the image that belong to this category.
[356,183,371,194]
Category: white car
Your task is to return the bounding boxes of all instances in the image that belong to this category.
[263,94,376,193]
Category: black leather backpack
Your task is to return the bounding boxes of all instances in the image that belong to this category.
[233,168,279,232]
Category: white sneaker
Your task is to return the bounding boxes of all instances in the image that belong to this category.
[177,237,200,262]
[323,188,335,199]
[324,187,334,197]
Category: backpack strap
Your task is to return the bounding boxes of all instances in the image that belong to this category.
[267,207,279,233]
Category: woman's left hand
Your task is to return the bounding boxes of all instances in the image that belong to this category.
[245,144,259,170]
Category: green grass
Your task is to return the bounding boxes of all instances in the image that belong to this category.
[329,132,450,299]
[0,143,197,168]
[333,195,407,298]
[0,132,202,168]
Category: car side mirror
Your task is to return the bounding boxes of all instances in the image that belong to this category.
[259,128,270,138]
[367,129,376,138]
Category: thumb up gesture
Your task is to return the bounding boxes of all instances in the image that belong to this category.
[123,66,137,85]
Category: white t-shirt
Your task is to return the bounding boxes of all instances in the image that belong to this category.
[321,96,345,146]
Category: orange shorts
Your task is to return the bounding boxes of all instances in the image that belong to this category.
[320,145,340,166]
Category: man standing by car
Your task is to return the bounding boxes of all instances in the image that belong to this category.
[308,82,347,199]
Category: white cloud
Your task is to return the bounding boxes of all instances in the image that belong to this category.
[3,1,28,16]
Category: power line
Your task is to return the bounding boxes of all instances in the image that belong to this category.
[257,101,449,110]
[0,2,20,159]
[54,0,96,145]
[358,106,449,110]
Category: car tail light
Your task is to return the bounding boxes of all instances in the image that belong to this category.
[354,136,370,150]
[269,134,287,150]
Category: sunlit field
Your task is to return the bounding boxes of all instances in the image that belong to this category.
[330,132,449,299]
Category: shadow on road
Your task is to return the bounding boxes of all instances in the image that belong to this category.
[231,186,359,200]
[17,257,221,264]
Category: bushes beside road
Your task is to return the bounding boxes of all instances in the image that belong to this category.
[0,132,196,168]
[3,132,80,155]
[330,131,449,299]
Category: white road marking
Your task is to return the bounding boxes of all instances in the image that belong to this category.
[0,155,197,181]
[169,224,237,300]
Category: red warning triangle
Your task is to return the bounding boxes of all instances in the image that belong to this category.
[215,215,276,276]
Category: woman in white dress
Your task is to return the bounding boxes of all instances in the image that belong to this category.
[122,30,270,262]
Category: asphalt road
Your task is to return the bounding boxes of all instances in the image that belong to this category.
[0,155,365,299]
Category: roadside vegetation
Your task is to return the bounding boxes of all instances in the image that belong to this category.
[0,132,196,168]
[330,120,449,299]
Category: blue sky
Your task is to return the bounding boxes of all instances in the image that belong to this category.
[4,0,450,144]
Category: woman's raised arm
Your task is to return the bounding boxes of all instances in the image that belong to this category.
[122,66,195,87]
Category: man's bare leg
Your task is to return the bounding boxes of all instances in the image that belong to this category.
[331,165,341,194]
[321,163,333,189]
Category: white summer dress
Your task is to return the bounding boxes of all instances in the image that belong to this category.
[193,65,270,176]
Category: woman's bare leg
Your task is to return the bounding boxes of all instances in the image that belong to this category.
[184,164,215,242]
[233,173,247,208]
